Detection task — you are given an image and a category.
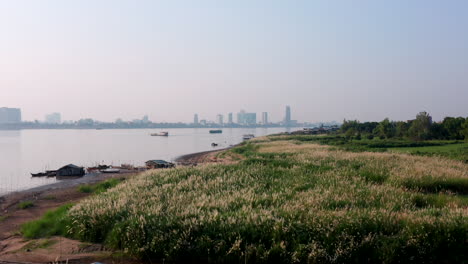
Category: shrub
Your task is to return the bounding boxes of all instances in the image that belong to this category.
[18,201,34,209]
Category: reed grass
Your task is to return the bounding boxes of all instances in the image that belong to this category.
[66,139,468,263]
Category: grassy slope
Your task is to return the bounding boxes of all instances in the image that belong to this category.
[63,136,467,263]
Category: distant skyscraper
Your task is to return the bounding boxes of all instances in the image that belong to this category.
[228,113,233,124]
[262,112,268,124]
[216,114,224,125]
[194,114,199,124]
[284,106,291,126]
[45,112,61,124]
[237,110,256,125]
[0,107,22,124]
[142,115,150,123]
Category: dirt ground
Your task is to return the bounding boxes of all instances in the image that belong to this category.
[0,172,141,264]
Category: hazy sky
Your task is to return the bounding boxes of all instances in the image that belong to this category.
[1,0,467,123]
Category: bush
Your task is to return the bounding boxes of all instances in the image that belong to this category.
[18,201,34,209]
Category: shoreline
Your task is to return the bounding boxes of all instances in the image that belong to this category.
[0,146,237,262]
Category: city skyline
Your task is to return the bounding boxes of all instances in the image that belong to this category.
[1,1,468,123]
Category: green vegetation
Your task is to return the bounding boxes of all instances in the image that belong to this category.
[18,201,34,209]
[271,134,468,161]
[341,112,468,141]
[21,204,74,239]
[62,139,467,263]
[0,214,8,222]
[78,178,123,194]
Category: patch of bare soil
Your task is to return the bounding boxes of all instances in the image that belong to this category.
[0,173,142,264]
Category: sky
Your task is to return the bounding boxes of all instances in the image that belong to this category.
[0,0,467,123]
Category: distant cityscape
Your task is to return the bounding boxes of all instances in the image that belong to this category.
[0,106,339,130]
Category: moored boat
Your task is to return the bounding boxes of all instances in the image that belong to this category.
[243,134,255,140]
[151,131,169,136]
[209,129,222,134]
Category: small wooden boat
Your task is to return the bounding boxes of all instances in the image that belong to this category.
[46,170,57,177]
[31,172,48,177]
[243,134,255,140]
[209,130,222,134]
[151,132,169,136]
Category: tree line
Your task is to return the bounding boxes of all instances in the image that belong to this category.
[341,112,468,141]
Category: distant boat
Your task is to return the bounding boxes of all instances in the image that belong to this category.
[100,168,120,174]
[211,143,218,147]
[209,130,222,134]
[243,134,255,140]
[151,132,169,136]
[31,172,48,177]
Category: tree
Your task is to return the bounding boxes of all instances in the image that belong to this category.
[441,117,465,140]
[395,121,409,138]
[375,118,395,139]
[461,118,468,141]
[408,112,432,141]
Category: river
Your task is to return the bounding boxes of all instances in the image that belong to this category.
[0,127,296,195]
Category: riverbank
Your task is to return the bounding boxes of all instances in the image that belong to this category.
[0,171,139,263]
[0,147,231,263]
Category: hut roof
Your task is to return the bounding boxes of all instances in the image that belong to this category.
[59,164,83,170]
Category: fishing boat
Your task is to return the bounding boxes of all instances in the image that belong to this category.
[243,134,255,140]
[151,131,169,136]
[31,172,48,177]
[209,129,222,134]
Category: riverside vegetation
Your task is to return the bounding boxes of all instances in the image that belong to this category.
[21,135,467,263]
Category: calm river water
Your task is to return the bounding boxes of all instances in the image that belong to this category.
[0,127,295,195]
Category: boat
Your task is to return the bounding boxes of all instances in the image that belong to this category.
[100,168,121,174]
[243,134,255,140]
[151,131,169,136]
[209,130,222,134]
[31,172,48,177]
[46,170,57,177]
[211,143,218,147]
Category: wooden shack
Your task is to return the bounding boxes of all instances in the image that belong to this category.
[56,164,85,177]
[145,160,175,169]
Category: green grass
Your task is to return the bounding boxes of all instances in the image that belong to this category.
[270,135,468,161]
[18,201,34,209]
[21,204,74,239]
[63,138,468,263]
[391,143,468,161]
[78,178,124,194]
[0,215,8,222]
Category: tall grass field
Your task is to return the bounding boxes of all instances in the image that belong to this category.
[29,135,468,263]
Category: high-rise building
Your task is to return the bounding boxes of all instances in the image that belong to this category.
[237,110,256,125]
[216,114,224,125]
[228,113,233,124]
[142,115,150,123]
[194,114,199,125]
[45,112,61,124]
[0,107,22,124]
[262,112,268,124]
[284,106,291,126]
